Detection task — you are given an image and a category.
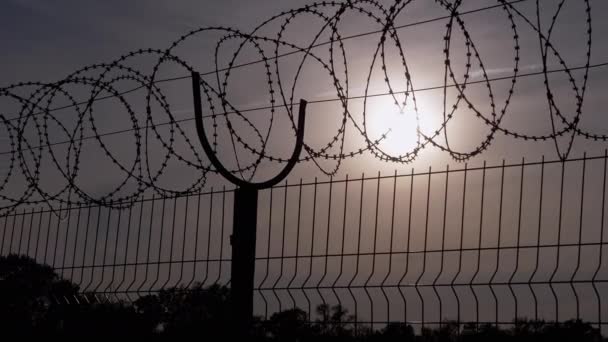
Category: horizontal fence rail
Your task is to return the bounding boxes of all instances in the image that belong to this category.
[1,154,607,334]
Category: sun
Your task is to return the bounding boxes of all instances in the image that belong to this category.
[365,96,438,157]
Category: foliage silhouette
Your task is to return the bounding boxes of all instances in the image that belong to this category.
[134,284,232,337]
[0,254,606,340]
[0,254,78,335]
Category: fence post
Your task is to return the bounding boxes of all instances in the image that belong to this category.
[231,186,258,337]
[192,71,307,338]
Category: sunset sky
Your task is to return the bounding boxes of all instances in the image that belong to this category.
[2,0,607,195]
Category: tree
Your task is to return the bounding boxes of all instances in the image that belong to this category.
[134,283,232,337]
[266,308,311,340]
[315,304,355,339]
[1,254,606,340]
[0,254,78,335]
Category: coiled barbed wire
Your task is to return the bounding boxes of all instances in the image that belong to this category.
[0,0,599,214]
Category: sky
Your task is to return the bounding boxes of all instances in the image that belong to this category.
[1,0,608,202]
[1,0,608,330]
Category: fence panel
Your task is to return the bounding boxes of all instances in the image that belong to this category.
[1,155,607,333]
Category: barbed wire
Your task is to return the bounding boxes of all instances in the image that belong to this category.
[0,0,599,213]
[1,0,530,124]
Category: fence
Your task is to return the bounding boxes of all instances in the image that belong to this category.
[1,153,607,334]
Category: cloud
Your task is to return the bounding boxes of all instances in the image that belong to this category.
[470,64,541,79]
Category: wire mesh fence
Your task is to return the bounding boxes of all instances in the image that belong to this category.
[1,153,607,334]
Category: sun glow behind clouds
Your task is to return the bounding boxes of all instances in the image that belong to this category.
[365,95,439,157]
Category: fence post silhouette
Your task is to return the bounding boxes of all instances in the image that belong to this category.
[192,71,307,337]
[230,186,258,335]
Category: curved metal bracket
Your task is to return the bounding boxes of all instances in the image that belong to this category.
[192,71,306,190]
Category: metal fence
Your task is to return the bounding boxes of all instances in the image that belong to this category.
[1,153,607,333]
